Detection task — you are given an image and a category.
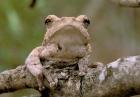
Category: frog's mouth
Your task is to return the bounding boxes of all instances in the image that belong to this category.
[49,25,90,41]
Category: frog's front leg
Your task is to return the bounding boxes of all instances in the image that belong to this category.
[25,46,45,91]
[40,43,58,58]
[78,55,91,76]
[26,44,59,91]
[78,43,93,76]
[40,44,59,88]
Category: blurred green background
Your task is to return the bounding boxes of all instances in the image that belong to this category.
[0,0,140,96]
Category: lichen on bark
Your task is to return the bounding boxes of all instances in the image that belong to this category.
[0,56,140,97]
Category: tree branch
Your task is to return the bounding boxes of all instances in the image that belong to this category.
[111,0,140,7]
[0,55,140,97]
[0,65,39,93]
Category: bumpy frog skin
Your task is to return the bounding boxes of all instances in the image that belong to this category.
[25,15,93,91]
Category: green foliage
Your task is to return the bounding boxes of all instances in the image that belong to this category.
[0,0,88,69]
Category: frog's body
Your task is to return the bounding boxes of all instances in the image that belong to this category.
[25,15,93,91]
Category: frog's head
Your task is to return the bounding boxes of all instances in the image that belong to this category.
[43,15,91,45]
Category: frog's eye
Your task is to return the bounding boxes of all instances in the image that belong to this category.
[76,15,90,28]
[45,18,52,24]
[83,18,90,26]
[45,15,60,25]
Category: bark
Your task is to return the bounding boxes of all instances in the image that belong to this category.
[0,55,140,97]
[111,0,140,7]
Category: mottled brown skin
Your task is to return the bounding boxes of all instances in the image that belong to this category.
[25,15,94,91]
